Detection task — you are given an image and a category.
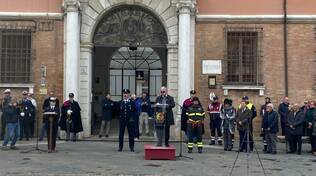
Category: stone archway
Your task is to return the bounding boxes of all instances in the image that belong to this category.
[78,0,179,137]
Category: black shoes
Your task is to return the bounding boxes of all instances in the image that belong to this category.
[105,134,109,138]
[118,148,122,152]
[198,148,203,153]
[98,135,102,138]
[188,148,192,153]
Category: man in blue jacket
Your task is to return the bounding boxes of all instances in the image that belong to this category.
[262,103,279,154]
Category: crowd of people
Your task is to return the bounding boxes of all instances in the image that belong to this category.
[1,87,316,156]
[181,92,316,156]
[0,89,83,152]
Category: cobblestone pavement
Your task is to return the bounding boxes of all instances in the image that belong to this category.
[0,138,315,176]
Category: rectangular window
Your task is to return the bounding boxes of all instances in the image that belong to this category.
[0,29,32,83]
[225,29,262,85]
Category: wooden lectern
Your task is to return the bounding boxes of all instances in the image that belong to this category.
[43,112,58,152]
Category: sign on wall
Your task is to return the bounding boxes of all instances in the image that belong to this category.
[202,60,222,75]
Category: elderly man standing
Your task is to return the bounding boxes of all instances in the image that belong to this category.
[1,89,12,140]
[287,104,305,155]
[236,100,253,152]
[262,103,279,154]
[154,86,175,147]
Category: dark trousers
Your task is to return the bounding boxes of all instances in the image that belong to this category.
[46,119,58,150]
[239,130,252,152]
[20,118,31,139]
[187,124,203,148]
[311,135,316,152]
[281,118,287,136]
[289,134,302,153]
[265,132,277,153]
[30,112,35,138]
[210,118,222,139]
[156,124,170,146]
[223,129,233,150]
[0,115,6,140]
[119,121,135,150]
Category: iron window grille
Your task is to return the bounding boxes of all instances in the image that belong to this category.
[0,29,34,83]
[224,27,263,85]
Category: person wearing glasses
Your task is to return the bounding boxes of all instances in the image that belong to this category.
[154,87,175,147]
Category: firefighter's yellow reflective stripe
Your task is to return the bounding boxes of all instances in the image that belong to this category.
[187,113,205,116]
[238,103,253,109]
[197,142,203,147]
[188,119,201,123]
[188,143,194,148]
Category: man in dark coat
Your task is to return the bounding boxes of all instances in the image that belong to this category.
[278,96,290,136]
[60,93,83,142]
[306,101,316,155]
[118,89,136,152]
[40,91,60,141]
[260,97,271,152]
[135,92,152,137]
[155,86,175,147]
[43,97,60,153]
[262,103,279,154]
[287,104,305,154]
[236,100,253,152]
[181,90,196,140]
[99,93,115,138]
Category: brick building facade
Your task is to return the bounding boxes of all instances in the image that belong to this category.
[0,0,316,137]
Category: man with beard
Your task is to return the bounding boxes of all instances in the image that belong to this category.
[60,93,83,142]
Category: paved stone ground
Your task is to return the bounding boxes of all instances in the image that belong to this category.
[0,138,315,176]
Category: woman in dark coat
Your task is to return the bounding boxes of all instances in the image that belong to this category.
[59,93,83,141]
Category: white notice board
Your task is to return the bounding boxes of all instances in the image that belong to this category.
[202,60,222,75]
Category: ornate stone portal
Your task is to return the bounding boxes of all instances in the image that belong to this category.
[72,0,195,138]
[93,5,168,47]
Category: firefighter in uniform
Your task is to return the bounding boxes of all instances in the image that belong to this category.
[186,97,205,153]
[118,89,136,152]
[208,96,223,145]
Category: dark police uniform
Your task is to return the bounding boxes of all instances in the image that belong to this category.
[43,97,60,152]
[186,103,205,153]
[19,94,34,140]
[118,89,136,152]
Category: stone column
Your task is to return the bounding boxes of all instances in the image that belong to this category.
[64,0,80,101]
[177,2,194,106]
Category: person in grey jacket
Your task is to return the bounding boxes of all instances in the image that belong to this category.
[220,98,235,151]
[287,104,305,155]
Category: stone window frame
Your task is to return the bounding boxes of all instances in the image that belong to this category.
[223,26,263,86]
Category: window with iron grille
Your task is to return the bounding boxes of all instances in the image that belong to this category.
[0,29,32,83]
[224,28,262,85]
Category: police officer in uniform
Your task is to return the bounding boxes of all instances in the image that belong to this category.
[118,89,136,152]
[208,96,223,145]
[186,97,205,153]
[19,91,34,141]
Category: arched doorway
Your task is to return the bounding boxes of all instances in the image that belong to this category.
[91,5,168,135]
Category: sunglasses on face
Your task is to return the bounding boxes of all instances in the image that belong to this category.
[161,91,166,94]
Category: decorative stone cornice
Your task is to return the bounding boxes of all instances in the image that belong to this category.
[62,0,80,13]
[176,1,196,15]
